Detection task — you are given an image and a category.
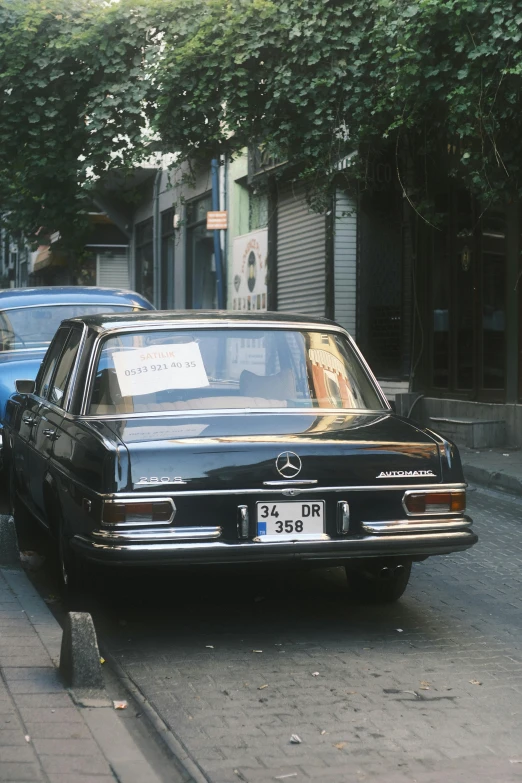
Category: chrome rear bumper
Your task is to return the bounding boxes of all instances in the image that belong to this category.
[71,517,477,566]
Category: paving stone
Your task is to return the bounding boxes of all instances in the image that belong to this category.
[46,777,116,783]
[31,738,101,757]
[0,761,43,781]
[39,753,112,775]
[0,655,54,668]
[15,708,85,724]
[0,730,28,746]
[11,694,75,710]
[0,745,37,763]
[6,679,64,695]
[23,723,92,740]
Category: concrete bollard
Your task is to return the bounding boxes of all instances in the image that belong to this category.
[59,612,105,691]
[0,514,20,566]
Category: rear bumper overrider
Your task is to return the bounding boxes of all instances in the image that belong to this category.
[71,516,477,566]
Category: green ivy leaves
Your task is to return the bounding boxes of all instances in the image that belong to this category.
[2,0,522,243]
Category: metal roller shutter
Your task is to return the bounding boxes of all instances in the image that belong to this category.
[276,184,326,317]
[97,253,130,289]
[334,190,357,337]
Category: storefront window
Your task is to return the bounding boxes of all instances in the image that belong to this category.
[481,210,506,390]
[135,219,153,304]
[455,192,474,390]
[161,209,175,310]
[432,195,450,388]
[249,190,268,232]
[428,193,506,399]
[186,193,216,309]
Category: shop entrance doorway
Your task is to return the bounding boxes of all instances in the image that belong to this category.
[429,192,506,401]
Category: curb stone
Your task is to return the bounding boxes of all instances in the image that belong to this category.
[60,611,106,694]
[463,463,522,498]
[0,513,19,566]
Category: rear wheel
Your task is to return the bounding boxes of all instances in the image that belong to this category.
[345,560,412,604]
[55,507,92,609]
[9,466,38,549]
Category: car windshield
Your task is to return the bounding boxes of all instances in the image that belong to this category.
[0,304,141,351]
[88,328,384,415]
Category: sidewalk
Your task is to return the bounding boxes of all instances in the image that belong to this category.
[460,445,522,497]
[0,562,165,783]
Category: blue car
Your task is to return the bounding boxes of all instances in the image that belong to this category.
[0,286,153,469]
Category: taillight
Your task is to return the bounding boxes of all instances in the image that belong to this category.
[102,499,174,526]
[403,490,466,515]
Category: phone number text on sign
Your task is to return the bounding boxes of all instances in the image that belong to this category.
[113,342,209,397]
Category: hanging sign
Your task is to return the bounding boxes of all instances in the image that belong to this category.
[206,211,228,230]
[232,228,268,312]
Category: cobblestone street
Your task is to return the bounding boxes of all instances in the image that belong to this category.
[89,486,522,782]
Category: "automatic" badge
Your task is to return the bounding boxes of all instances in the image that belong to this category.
[376,470,436,478]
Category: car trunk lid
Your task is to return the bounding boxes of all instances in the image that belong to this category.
[103,411,442,492]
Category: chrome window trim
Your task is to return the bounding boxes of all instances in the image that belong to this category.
[32,326,86,418]
[35,326,71,402]
[0,302,149,313]
[80,321,390,416]
[63,324,87,413]
[97,320,350,335]
[401,488,466,517]
[80,407,392,421]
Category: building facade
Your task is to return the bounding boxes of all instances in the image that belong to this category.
[95,150,522,445]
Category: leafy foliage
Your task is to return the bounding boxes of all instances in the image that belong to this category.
[1,0,522,240]
[0,0,158,245]
[153,0,522,205]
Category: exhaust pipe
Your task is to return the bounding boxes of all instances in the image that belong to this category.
[379,564,405,579]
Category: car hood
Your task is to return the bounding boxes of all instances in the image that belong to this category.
[100,411,448,492]
[0,350,46,419]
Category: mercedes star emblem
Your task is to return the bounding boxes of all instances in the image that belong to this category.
[276,451,302,478]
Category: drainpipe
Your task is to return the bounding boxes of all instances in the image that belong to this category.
[211,158,225,309]
[152,169,162,308]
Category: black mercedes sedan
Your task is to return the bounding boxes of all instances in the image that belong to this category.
[5,312,477,602]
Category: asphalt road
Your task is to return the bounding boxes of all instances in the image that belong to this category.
[13,486,522,783]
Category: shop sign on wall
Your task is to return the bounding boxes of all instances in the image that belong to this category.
[232,228,268,312]
[206,211,228,230]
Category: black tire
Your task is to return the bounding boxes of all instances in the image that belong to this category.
[345,561,412,604]
[10,466,38,549]
[55,507,92,609]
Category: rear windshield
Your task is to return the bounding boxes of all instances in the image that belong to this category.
[88,328,384,415]
[0,304,142,351]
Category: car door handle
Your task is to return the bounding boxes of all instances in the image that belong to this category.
[42,428,58,439]
[22,416,36,426]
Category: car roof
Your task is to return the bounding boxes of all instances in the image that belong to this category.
[63,310,342,331]
[0,287,153,310]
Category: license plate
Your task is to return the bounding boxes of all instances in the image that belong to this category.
[256,501,324,536]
